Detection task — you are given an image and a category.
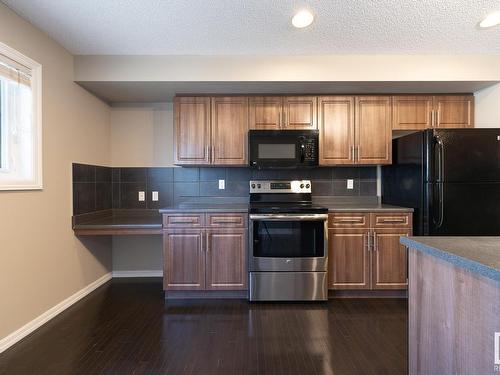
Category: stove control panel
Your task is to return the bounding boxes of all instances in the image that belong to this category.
[250,180,311,194]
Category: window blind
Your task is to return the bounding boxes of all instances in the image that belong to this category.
[0,53,31,87]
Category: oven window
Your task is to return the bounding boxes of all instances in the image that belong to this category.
[252,220,325,258]
[258,144,295,159]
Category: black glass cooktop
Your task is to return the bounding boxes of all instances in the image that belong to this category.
[249,202,328,214]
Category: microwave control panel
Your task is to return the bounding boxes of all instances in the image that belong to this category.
[302,139,317,161]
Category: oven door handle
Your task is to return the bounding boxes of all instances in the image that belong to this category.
[249,214,328,221]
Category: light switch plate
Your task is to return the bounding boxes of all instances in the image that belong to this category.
[152,191,159,201]
[218,179,225,190]
[138,191,145,201]
[347,179,354,190]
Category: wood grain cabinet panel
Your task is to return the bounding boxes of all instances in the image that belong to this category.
[163,230,205,290]
[371,229,410,290]
[206,213,247,228]
[392,96,433,130]
[211,97,249,165]
[282,96,317,129]
[328,229,370,290]
[371,213,412,228]
[163,213,205,228]
[249,96,283,130]
[434,95,474,128]
[328,213,369,228]
[355,96,392,165]
[318,96,355,165]
[206,229,247,290]
[174,97,211,165]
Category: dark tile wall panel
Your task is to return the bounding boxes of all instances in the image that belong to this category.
[73,164,378,214]
[72,163,112,215]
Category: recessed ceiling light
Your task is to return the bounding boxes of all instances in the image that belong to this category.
[292,10,314,28]
[479,11,500,28]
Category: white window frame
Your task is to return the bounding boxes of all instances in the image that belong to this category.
[0,41,42,190]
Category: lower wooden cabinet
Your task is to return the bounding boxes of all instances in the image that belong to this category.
[163,213,248,292]
[328,229,370,289]
[163,229,205,290]
[371,229,411,289]
[206,229,247,290]
[328,212,412,290]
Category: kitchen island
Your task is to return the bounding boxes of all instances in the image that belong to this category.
[401,237,500,375]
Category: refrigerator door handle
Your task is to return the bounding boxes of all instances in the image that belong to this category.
[436,183,444,228]
[436,137,444,182]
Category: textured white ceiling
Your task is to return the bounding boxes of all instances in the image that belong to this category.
[2,0,500,55]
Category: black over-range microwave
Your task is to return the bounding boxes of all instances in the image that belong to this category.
[248,130,319,168]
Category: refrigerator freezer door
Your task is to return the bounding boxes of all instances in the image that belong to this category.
[429,129,500,183]
[428,182,500,235]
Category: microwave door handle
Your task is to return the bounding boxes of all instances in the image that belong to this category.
[300,143,305,163]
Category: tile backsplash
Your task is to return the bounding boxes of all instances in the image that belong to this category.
[73,164,377,215]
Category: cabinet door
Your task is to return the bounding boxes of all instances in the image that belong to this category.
[328,229,370,290]
[371,229,411,290]
[434,95,474,128]
[355,96,392,165]
[163,230,205,290]
[206,229,247,290]
[282,96,317,129]
[249,96,282,130]
[211,97,249,165]
[318,96,355,165]
[174,97,211,165]
[392,96,433,130]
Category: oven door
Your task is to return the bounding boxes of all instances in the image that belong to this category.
[248,130,318,168]
[249,214,328,272]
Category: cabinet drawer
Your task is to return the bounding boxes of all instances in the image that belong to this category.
[328,213,369,228]
[163,213,205,228]
[371,213,411,228]
[206,213,247,228]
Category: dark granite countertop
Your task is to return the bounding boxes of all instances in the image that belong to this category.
[158,203,249,213]
[401,237,500,282]
[73,209,162,230]
[159,197,413,214]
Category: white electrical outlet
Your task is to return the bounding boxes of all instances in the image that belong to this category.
[152,191,159,201]
[347,179,354,190]
[218,179,225,190]
[138,191,145,201]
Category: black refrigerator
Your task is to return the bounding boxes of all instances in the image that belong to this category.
[382,129,500,236]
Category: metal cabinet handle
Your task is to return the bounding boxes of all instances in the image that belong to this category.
[350,146,354,161]
[431,110,435,127]
[373,231,378,251]
[206,232,211,253]
[170,219,197,224]
[379,218,406,223]
[212,219,241,224]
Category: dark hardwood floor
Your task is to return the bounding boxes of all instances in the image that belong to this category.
[0,279,407,375]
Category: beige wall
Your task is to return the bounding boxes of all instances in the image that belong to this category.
[110,104,172,272]
[0,4,112,341]
[110,103,173,167]
[75,55,500,82]
[475,83,500,128]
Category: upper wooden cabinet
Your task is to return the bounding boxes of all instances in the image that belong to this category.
[318,96,355,165]
[282,96,317,129]
[319,95,392,165]
[392,95,474,130]
[174,97,211,165]
[174,96,248,166]
[249,96,317,130]
[355,96,392,165]
[249,96,282,130]
[434,95,474,128]
[392,96,433,130]
[211,97,249,165]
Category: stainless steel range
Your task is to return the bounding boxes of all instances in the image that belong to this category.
[248,180,328,301]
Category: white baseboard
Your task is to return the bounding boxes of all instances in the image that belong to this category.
[0,272,112,354]
[112,270,163,278]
